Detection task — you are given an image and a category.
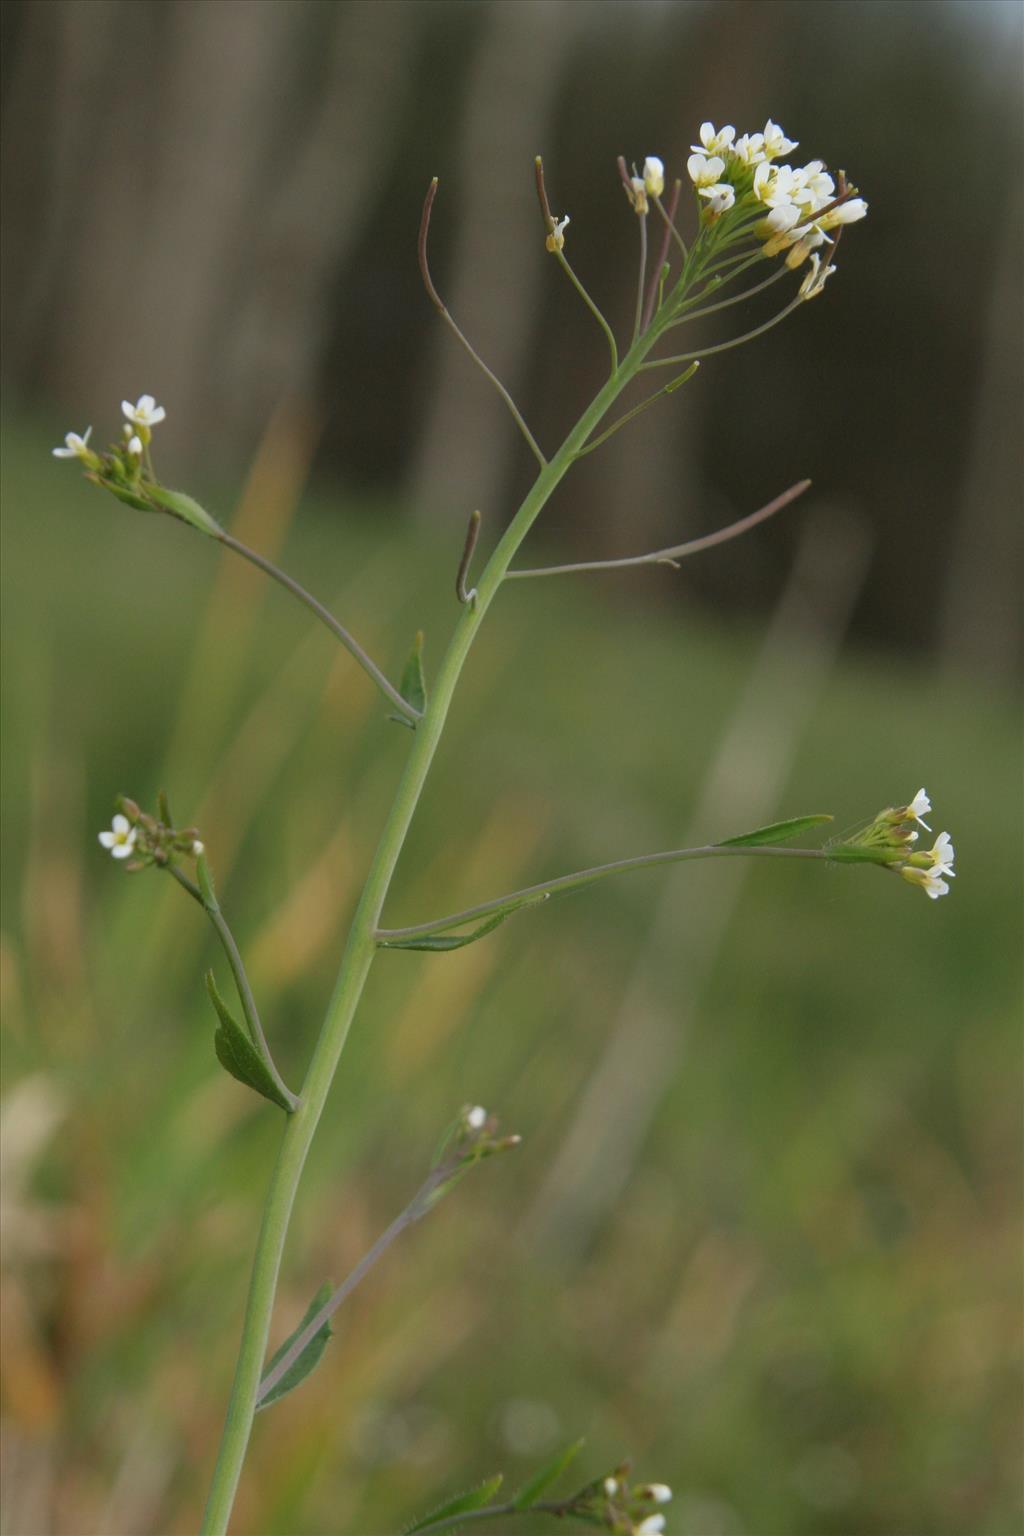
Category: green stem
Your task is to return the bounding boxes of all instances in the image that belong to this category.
[168,866,297,1111]
[376,842,826,943]
[216,530,419,724]
[200,306,671,1536]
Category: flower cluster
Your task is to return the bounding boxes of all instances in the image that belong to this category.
[53,394,167,509]
[834,788,956,899]
[568,1466,673,1535]
[684,117,867,280]
[98,796,203,872]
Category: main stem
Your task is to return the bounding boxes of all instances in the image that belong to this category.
[199,315,668,1535]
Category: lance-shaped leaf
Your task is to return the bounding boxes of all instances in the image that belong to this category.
[717,813,833,848]
[256,1281,334,1411]
[404,1475,504,1535]
[378,892,551,952]
[512,1438,586,1510]
[146,484,223,537]
[378,909,516,952]
[399,629,428,714]
[205,971,293,1112]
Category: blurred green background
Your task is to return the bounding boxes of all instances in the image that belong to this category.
[2,2,1022,1534]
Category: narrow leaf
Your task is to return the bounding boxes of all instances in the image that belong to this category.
[146,484,223,537]
[378,909,515,952]
[206,971,292,1112]
[404,1475,504,1535]
[718,814,833,848]
[399,630,428,714]
[512,1438,586,1509]
[257,1281,334,1411]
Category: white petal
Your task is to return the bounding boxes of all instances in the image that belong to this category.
[98,831,117,848]
[111,814,130,834]
[110,841,135,859]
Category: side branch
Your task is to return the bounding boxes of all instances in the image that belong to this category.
[419,179,547,469]
[376,839,826,944]
[534,157,619,372]
[566,362,699,462]
[216,531,419,723]
[507,479,810,581]
[168,865,298,1111]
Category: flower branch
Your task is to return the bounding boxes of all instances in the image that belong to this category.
[167,859,299,1112]
[214,529,419,724]
[535,156,619,372]
[255,1106,519,1408]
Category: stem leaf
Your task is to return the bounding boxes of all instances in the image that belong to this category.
[205,971,292,1112]
[146,484,223,537]
[378,908,515,952]
[511,1438,586,1509]
[718,813,833,848]
[404,1475,504,1535]
[400,629,428,714]
[256,1281,334,1411]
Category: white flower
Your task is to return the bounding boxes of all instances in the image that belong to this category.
[691,122,735,157]
[604,1477,619,1497]
[754,163,807,207]
[762,119,798,159]
[820,197,869,229]
[466,1105,487,1130]
[643,156,665,197]
[798,253,837,300]
[761,203,802,235]
[646,1485,673,1504]
[192,839,205,857]
[635,1517,666,1536]
[926,831,955,878]
[630,176,649,215]
[731,131,766,166]
[794,160,835,211]
[699,182,736,215]
[784,226,830,268]
[52,427,93,460]
[545,214,570,253]
[900,864,950,900]
[907,788,932,831]
[121,394,166,428]
[127,434,143,457]
[687,153,726,188]
[98,814,137,860]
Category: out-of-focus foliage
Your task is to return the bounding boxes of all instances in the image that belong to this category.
[1,0,1022,669]
[2,416,1020,1534]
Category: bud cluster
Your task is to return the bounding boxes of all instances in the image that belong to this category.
[569,1465,673,1535]
[98,796,204,872]
[831,788,956,900]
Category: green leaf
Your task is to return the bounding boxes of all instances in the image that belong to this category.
[404,1475,504,1535]
[378,909,516,952]
[257,1281,334,1411]
[205,971,292,1112]
[512,1438,586,1509]
[399,630,428,714]
[717,814,833,848]
[146,484,223,537]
